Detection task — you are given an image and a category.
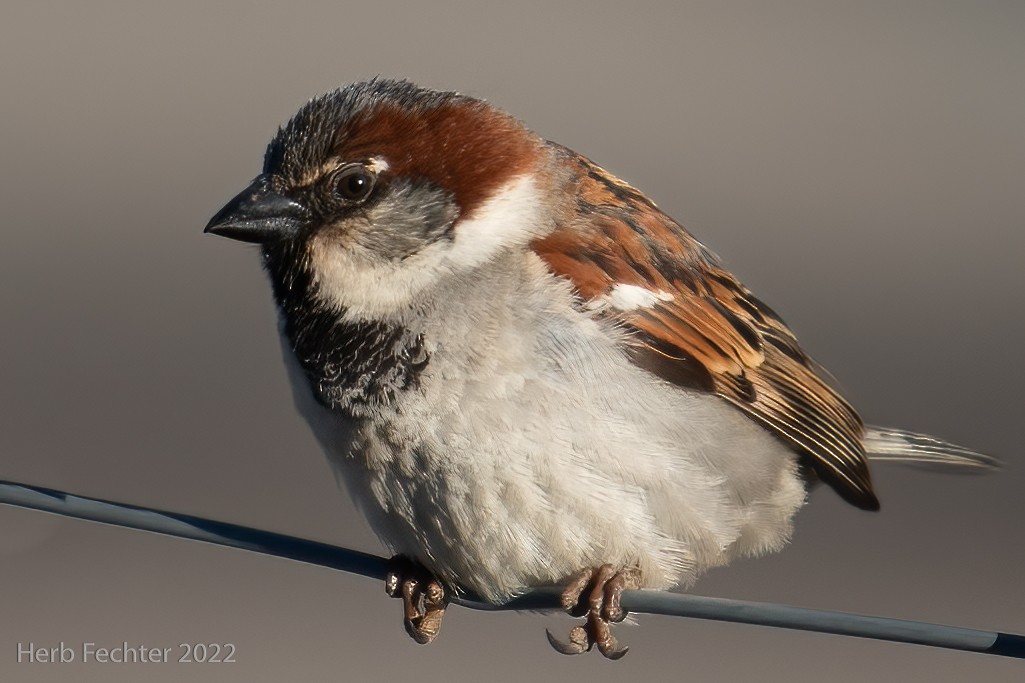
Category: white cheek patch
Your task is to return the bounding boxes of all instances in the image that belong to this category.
[309,174,543,321]
[586,283,675,313]
[446,174,544,268]
[308,238,445,321]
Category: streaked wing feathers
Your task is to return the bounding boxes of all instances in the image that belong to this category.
[533,147,878,510]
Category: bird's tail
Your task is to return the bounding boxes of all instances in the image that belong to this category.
[863,426,999,471]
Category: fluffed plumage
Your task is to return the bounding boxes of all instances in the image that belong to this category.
[205,78,995,655]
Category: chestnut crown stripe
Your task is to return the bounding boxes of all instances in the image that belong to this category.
[264,79,543,219]
[533,147,878,510]
[334,100,543,219]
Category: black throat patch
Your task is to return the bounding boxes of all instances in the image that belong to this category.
[262,240,429,417]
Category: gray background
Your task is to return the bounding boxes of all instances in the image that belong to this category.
[1,1,1022,681]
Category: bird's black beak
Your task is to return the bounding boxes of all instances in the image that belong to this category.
[204,175,309,244]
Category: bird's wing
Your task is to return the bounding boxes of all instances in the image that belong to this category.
[532,147,878,510]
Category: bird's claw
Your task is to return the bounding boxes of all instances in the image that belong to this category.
[385,555,448,645]
[546,626,591,655]
[547,564,637,660]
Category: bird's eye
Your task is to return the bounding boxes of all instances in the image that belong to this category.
[333,164,376,203]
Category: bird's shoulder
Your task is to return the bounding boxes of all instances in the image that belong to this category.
[531,144,878,510]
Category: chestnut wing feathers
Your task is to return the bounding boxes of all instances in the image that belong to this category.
[533,148,878,510]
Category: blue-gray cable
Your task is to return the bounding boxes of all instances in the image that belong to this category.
[0,480,1021,660]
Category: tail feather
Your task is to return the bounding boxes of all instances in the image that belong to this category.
[863,426,999,472]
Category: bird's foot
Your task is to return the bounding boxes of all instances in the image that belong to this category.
[385,555,448,645]
[546,564,640,660]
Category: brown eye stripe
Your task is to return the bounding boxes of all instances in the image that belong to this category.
[335,100,543,218]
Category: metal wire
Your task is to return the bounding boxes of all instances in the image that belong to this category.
[1,479,1022,660]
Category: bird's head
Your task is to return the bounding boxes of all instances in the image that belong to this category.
[205,79,553,319]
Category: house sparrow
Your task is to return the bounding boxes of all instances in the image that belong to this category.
[205,79,994,659]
